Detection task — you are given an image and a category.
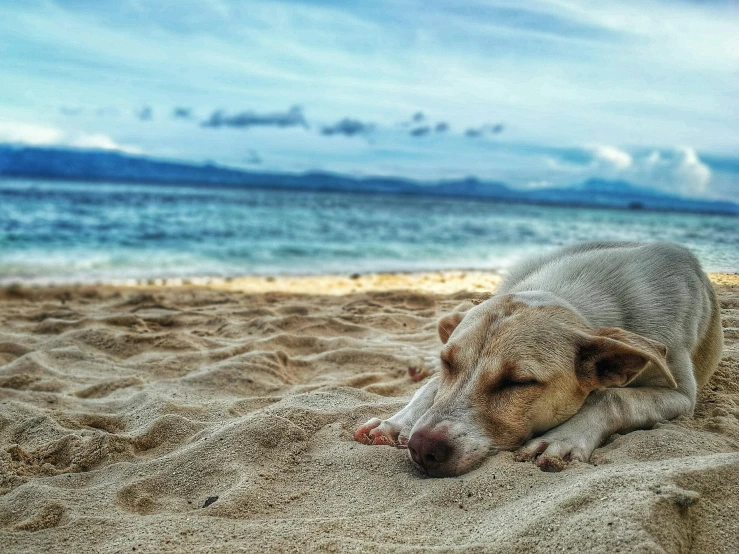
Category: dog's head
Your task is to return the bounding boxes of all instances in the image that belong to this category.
[407,292,673,477]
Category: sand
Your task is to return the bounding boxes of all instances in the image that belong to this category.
[0,272,737,553]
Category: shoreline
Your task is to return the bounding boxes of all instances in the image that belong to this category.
[2,270,737,297]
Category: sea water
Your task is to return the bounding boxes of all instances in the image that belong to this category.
[0,179,736,284]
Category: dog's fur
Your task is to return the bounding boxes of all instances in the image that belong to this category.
[355,242,723,476]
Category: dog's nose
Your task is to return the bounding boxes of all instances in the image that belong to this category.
[407,429,453,473]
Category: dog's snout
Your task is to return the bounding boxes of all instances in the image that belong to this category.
[408,429,453,474]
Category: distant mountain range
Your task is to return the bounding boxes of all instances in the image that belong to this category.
[0,144,736,215]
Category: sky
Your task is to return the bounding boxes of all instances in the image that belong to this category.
[0,0,738,200]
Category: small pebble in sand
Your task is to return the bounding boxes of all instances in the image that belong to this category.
[202,496,219,508]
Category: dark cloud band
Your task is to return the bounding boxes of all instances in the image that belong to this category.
[465,123,504,138]
[321,118,375,137]
[202,105,308,129]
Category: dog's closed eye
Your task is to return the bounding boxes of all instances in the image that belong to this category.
[490,378,539,393]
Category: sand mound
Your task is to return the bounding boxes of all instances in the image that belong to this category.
[0,275,737,553]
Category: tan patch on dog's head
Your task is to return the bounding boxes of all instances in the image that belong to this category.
[470,301,590,448]
[435,295,592,449]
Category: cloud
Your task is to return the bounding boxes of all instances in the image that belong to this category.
[202,105,308,129]
[410,126,431,137]
[172,107,193,120]
[137,106,153,121]
[399,111,428,128]
[640,146,711,195]
[551,144,712,196]
[0,122,64,145]
[320,118,375,137]
[589,145,710,194]
[411,121,449,136]
[0,121,140,153]
[72,133,134,151]
[465,123,504,138]
[591,145,633,170]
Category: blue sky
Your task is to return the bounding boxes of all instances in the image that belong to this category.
[1,0,738,200]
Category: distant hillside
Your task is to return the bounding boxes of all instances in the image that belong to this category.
[0,145,736,215]
[522,178,737,214]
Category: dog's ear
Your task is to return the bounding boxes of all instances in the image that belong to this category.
[575,328,675,389]
[437,301,476,344]
[438,312,464,344]
[438,300,478,343]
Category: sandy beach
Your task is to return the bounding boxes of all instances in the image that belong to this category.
[0,271,737,553]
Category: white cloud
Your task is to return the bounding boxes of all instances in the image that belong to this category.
[550,144,713,197]
[0,122,64,145]
[591,145,633,170]
[69,133,138,152]
[639,146,711,195]
[0,122,140,154]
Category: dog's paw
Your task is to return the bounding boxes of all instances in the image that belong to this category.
[515,437,590,472]
[354,418,407,447]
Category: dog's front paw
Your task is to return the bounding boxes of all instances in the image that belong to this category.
[515,436,592,472]
[354,418,406,447]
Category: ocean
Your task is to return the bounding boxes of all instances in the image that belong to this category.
[0,179,737,285]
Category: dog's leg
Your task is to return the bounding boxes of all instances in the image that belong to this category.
[517,351,697,471]
[355,375,439,447]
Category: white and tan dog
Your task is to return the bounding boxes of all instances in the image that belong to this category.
[355,242,723,476]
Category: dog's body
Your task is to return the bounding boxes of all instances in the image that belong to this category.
[355,242,723,476]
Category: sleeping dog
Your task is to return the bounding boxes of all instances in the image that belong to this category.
[355,242,723,476]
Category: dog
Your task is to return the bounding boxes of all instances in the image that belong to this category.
[355,242,723,477]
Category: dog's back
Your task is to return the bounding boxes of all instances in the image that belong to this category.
[499,241,722,387]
